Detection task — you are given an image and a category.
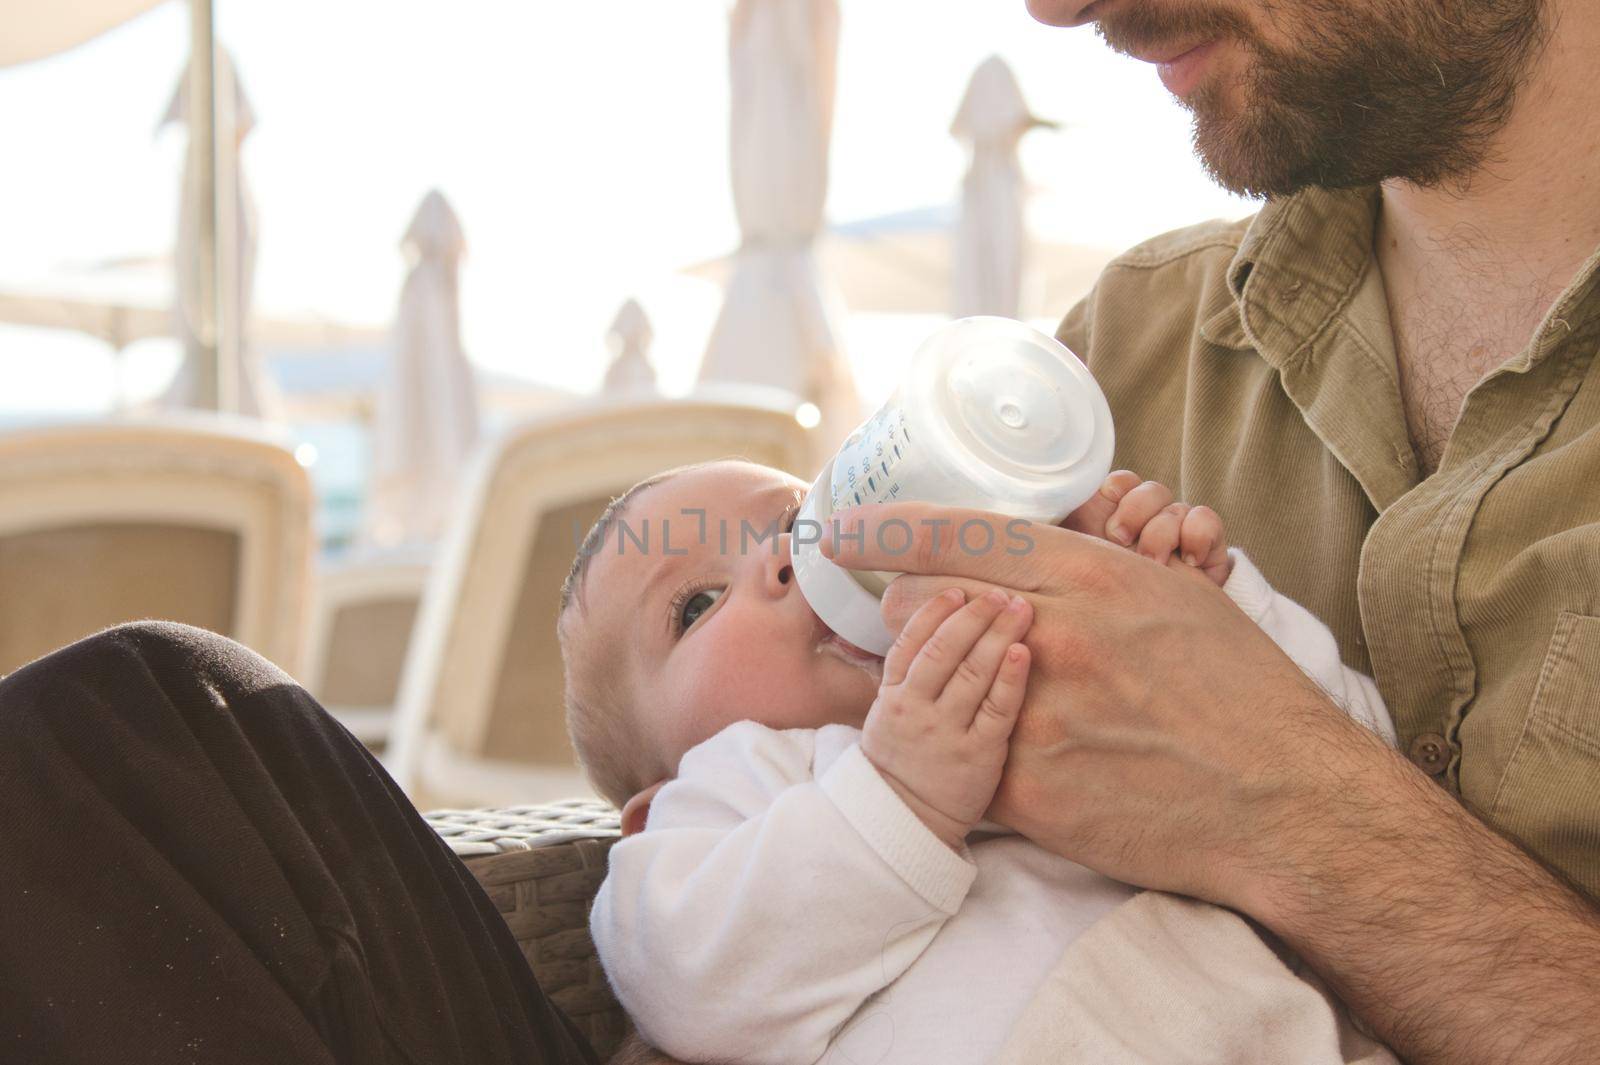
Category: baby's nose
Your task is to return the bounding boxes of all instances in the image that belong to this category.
[761,534,795,596]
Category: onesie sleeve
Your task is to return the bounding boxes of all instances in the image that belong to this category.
[1223,549,1398,747]
[590,721,977,1065]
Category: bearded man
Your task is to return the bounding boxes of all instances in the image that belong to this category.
[991,0,1600,1060]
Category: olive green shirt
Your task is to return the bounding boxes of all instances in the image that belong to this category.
[1057,185,1600,899]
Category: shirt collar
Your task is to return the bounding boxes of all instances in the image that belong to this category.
[1505,245,1600,374]
[1204,184,1600,374]
[1199,186,1380,364]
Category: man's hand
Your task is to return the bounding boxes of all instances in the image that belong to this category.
[823,501,1600,1065]
[826,499,1350,909]
[859,586,1033,850]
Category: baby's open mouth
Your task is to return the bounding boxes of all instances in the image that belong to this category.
[813,613,885,674]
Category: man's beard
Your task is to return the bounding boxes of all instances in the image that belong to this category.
[1097,0,1548,198]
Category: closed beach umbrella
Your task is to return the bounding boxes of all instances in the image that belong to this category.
[159,46,280,418]
[951,56,1051,319]
[697,0,859,455]
[601,298,659,395]
[361,190,481,548]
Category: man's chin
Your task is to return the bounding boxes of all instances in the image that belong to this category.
[1187,87,1325,200]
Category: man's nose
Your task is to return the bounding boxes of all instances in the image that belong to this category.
[1025,0,1103,28]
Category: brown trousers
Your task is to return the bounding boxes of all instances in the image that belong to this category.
[0,621,599,1065]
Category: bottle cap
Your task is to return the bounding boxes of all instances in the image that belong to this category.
[906,316,1114,516]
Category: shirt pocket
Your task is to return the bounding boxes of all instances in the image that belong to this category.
[1487,611,1600,897]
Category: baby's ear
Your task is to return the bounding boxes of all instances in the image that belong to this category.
[620,781,667,836]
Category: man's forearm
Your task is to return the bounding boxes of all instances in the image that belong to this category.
[1243,717,1600,1065]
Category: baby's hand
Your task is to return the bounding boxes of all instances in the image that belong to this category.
[1063,470,1233,586]
[859,587,1032,850]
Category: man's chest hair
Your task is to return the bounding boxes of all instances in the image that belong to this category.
[1390,281,1554,474]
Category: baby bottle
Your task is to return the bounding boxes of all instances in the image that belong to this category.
[791,316,1115,656]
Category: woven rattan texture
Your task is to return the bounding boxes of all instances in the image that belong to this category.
[426,800,627,1059]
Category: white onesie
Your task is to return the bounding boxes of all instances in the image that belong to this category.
[591,552,1395,1064]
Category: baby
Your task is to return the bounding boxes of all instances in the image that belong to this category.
[557,459,1394,1065]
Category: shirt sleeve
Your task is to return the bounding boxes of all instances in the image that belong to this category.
[1223,549,1398,748]
[589,721,977,1065]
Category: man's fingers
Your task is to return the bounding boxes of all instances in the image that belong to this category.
[1105,480,1175,546]
[881,574,1011,639]
[902,588,1012,700]
[818,502,1062,590]
[882,587,966,688]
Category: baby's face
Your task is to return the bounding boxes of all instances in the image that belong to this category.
[576,461,885,786]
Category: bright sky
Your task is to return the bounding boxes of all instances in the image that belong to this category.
[0,0,1256,414]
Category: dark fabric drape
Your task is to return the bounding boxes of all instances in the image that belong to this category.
[0,621,599,1065]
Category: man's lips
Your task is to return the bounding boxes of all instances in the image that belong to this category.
[1123,39,1212,66]
[1156,40,1218,96]
[1115,38,1221,97]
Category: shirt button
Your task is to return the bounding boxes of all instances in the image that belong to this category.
[1408,732,1451,775]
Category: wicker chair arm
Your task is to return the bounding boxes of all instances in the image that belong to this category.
[427,800,628,1059]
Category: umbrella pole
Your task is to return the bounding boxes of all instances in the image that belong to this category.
[186,0,236,412]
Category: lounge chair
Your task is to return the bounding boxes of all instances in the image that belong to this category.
[301,545,432,750]
[0,415,312,676]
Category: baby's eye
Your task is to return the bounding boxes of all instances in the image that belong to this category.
[680,587,724,632]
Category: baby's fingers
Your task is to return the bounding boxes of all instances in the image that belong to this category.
[882,588,966,688]
[1180,505,1232,586]
[1136,502,1188,564]
[971,643,1030,742]
[1106,480,1175,547]
[1059,470,1141,538]
[902,588,1015,701]
[930,593,1033,717]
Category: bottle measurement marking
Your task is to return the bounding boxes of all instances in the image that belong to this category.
[832,406,912,512]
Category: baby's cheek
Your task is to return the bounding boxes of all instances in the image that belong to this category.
[678,666,744,735]
[681,612,848,734]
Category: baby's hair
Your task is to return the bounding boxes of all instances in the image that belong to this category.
[558,468,682,619]
[556,458,739,808]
